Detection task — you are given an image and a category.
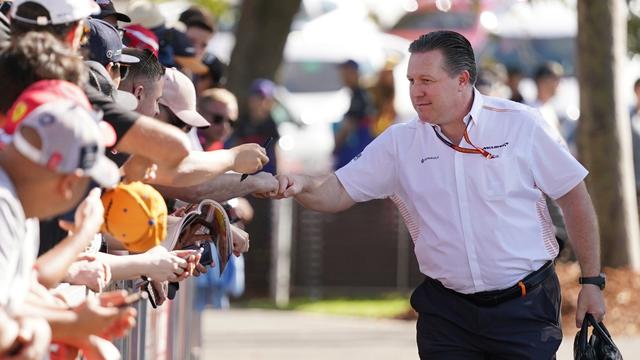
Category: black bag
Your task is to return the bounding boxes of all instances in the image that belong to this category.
[574,313,623,360]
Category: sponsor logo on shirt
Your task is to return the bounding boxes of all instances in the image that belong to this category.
[482,142,509,150]
[420,156,439,163]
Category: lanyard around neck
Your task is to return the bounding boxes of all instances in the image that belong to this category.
[431,122,495,159]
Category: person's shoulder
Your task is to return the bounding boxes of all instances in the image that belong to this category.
[379,118,419,140]
[481,95,531,114]
[480,95,542,125]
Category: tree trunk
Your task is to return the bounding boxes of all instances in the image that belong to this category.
[576,0,640,268]
[226,0,302,113]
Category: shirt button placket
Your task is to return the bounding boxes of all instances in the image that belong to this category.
[454,150,484,292]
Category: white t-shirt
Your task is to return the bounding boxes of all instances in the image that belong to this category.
[336,89,587,294]
[0,167,39,312]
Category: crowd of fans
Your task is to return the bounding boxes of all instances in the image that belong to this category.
[0,0,281,358]
[0,0,637,358]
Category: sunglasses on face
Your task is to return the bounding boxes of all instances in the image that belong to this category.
[208,113,234,126]
[119,64,129,81]
[111,62,128,81]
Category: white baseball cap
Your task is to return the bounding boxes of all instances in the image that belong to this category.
[159,68,210,128]
[11,0,100,26]
[13,100,120,188]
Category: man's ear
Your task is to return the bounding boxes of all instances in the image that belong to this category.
[458,70,471,88]
[133,85,144,100]
[56,171,84,200]
[105,62,114,73]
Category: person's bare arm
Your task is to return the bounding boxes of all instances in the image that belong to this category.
[96,246,198,282]
[154,172,279,203]
[555,182,605,327]
[35,189,104,288]
[273,173,355,213]
[123,144,269,188]
[115,116,191,169]
[20,290,136,347]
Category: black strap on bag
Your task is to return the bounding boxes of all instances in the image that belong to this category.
[574,313,623,360]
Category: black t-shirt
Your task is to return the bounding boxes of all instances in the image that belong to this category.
[39,84,139,255]
[83,85,138,147]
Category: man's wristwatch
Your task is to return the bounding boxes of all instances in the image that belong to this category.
[579,273,606,290]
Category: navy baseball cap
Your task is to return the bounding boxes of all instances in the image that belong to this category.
[94,0,131,23]
[86,18,139,66]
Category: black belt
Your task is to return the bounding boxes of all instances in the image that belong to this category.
[427,261,555,307]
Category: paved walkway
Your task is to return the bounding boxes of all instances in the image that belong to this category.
[202,309,640,360]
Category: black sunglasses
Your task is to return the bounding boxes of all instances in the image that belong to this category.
[119,64,130,81]
[208,113,235,127]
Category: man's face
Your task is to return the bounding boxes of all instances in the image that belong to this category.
[49,174,91,217]
[407,50,463,125]
[339,67,358,88]
[248,95,273,121]
[135,77,165,117]
[543,76,560,96]
[186,27,213,59]
[199,99,234,142]
[101,15,119,28]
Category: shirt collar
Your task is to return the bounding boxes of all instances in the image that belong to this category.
[464,88,484,126]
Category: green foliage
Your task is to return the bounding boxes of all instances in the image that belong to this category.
[630,13,640,55]
[191,0,231,18]
[148,0,231,17]
[241,294,411,319]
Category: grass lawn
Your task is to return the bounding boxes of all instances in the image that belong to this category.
[239,294,411,319]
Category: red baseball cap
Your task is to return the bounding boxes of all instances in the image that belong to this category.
[5,80,116,147]
[5,80,90,135]
[123,25,159,58]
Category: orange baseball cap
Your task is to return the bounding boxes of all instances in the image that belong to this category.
[101,181,167,253]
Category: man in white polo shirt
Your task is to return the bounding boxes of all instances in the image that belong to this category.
[270,31,605,359]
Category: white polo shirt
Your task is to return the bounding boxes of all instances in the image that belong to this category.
[335,89,587,294]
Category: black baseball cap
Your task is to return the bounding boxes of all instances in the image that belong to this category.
[86,18,139,66]
[167,28,207,75]
[94,0,131,23]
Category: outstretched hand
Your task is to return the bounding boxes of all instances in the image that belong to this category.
[229,144,269,174]
[59,188,104,237]
[254,174,302,199]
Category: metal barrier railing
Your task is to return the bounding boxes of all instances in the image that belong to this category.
[110,277,200,360]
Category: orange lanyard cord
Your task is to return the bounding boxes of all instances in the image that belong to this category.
[432,125,495,159]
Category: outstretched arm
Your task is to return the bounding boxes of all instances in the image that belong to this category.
[122,144,269,188]
[154,172,278,203]
[271,173,355,213]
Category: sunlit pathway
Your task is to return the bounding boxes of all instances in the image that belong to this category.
[202,309,640,360]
